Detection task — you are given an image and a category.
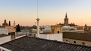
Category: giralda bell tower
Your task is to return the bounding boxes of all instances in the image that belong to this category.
[64,12,68,26]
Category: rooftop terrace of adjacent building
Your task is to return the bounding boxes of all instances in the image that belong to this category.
[63,32,91,42]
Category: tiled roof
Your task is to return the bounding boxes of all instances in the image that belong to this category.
[0,36,91,51]
[0,34,8,38]
[63,32,91,41]
[40,32,52,34]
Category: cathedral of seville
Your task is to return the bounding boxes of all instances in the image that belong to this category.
[58,12,77,26]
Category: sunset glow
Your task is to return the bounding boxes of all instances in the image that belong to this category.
[0,0,91,26]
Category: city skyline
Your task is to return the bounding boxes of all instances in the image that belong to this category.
[0,0,91,26]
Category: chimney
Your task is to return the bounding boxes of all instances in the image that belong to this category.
[9,21,11,26]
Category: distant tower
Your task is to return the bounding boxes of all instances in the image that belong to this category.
[9,21,11,26]
[84,24,87,30]
[64,12,68,26]
[36,18,40,37]
[13,21,16,27]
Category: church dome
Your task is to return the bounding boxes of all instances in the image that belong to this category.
[2,19,8,26]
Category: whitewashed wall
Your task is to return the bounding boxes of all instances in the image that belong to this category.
[0,28,8,35]
[40,33,63,41]
[39,34,48,39]
[0,46,11,51]
[15,35,26,39]
[0,35,11,44]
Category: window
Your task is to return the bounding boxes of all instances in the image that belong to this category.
[57,31,59,33]
[74,41,76,43]
[52,29,54,33]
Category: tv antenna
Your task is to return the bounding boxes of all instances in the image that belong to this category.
[37,0,38,18]
[36,0,40,37]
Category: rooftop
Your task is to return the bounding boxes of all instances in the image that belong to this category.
[0,34,8,38]
[0,36,91,51]
[63,32,91,42]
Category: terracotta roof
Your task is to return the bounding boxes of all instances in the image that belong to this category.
[0,36,91,51]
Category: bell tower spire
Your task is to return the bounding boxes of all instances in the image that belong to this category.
[64,12,68,26]
[65,12,67,18]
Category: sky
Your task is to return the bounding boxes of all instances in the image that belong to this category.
[0,0,91,26]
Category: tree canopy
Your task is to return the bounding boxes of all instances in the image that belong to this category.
[16,24,21,32]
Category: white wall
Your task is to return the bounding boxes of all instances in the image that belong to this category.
[0,28,8,35]
[15,35,26,39]
[0,35,11,44]
[39,34,47,39]
[0,46,11,51]
[63,38,91,46]
[40,33,63,41]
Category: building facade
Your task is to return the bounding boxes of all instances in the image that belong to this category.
[63,32,91,46]
[40,25,63,41]
[0,28,8,35]
[51,25,62,34]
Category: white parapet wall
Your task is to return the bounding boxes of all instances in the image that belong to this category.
[0,28,8,35]
[40,33,63,41]
[15,35,26,39]
[0,46,11,51]
[0,35,11,44]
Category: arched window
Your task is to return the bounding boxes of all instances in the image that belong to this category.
[74,41,76,44]
[57,31,59,33]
